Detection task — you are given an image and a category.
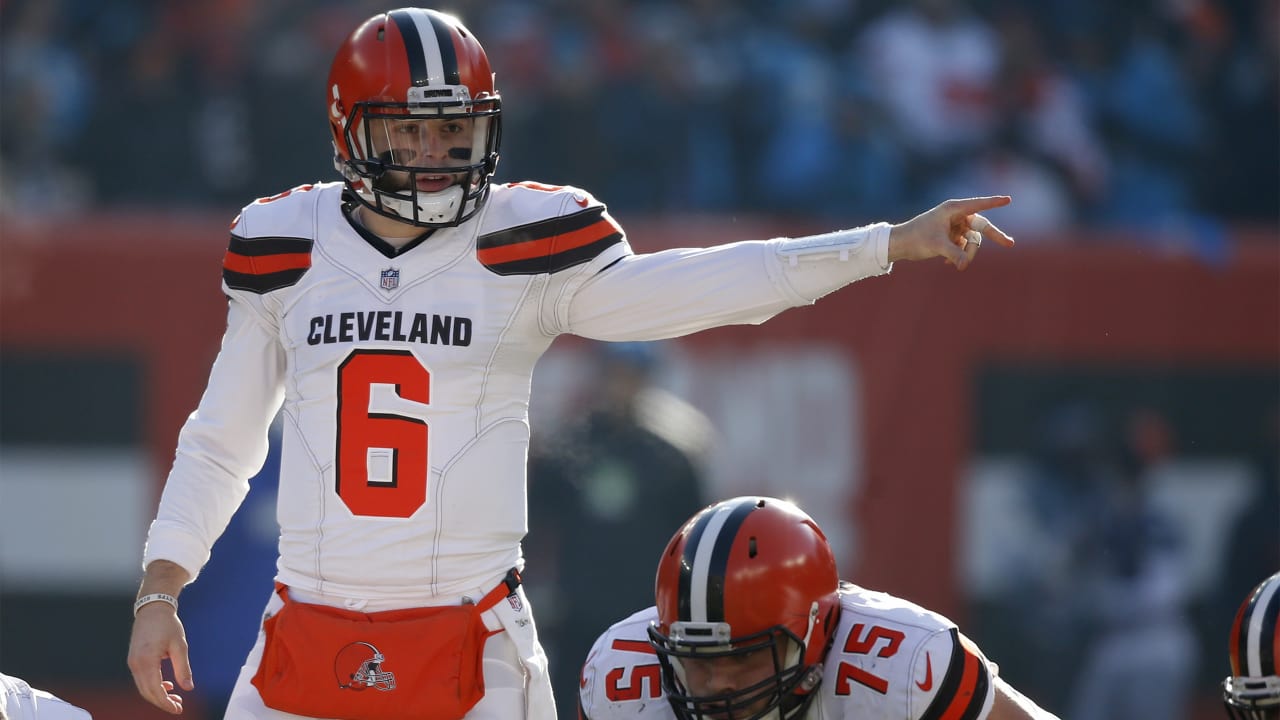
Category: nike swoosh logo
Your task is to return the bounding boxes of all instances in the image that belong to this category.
[916,652,933,691]
[574,195,589,207]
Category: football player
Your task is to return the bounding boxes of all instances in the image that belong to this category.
[127,7,1014,720]
[1222,572,1280,720]
[579,496,1058,720]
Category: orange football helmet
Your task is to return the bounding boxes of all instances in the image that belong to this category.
[327,8,501,227]
[648,497,841,720]
[1224,571,1280,720]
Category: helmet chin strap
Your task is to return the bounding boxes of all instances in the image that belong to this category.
[794,602,825,695]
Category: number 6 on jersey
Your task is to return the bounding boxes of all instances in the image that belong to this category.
[336,349,430,518]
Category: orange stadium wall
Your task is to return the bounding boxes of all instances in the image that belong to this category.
[1,213,1277,718]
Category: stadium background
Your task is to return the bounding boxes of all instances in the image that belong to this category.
[0,0,1276,718]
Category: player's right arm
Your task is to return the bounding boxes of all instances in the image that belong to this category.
[128,196,296,712]
[127,559,193,714]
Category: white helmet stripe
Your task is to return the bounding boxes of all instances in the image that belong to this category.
[407,12,446,87]
[688,504,735,623]
[1247,574,1280,676]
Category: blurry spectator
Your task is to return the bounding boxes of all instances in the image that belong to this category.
[990,2,1109,215]
[588,2,697,212]
[1068,6,1205,228]
[1217,402,1280,657]
[929,124,1074,238]
[1009,400,1118,708]
[1066,407,1196,720]
[852,0,1001,199]
[0,0,94,213]
[242,0,364,196]
[739,5,845,215]
[5,0,1275,232]
[525,341,715,714]
[677,0,755,211]
[1191,0,1280,222]
[478,2,559,184]
[80,12,202,206]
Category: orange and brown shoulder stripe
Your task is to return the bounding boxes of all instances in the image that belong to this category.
[476,206,624,276]
[222,234,313,294]
[918,628,991,720]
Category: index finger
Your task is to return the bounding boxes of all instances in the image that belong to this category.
[947,196,1012,214]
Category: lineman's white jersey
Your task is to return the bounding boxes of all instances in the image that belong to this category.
[0,674,92,720]
[580,584,996,720]
[142,181,891,601]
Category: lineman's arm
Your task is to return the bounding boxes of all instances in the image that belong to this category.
[988,675,1061,720]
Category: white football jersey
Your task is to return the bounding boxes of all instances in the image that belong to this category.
[142,181,891,600]
[579,585,996,720]
[0,674,92,720]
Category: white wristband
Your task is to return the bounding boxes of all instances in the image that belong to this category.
[133,592,178,617]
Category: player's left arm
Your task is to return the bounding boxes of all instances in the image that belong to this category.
[561,196,1012,341]
[911,627,1059,717]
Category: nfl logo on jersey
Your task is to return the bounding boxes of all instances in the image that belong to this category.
[380,268,400,291]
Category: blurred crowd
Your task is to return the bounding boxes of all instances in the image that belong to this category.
[1,0,1276,240]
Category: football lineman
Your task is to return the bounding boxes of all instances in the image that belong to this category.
[127,7,1014,720]
[1222,572,1280,720]
[579,497,1058,720]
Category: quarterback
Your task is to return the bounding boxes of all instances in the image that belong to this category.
[579,497,1059,720]
[127,7,1014,720]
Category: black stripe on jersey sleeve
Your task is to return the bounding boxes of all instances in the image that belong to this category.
[959,654,990,720]
[477,207,609,249]
[223,268,310,294]
[226,235,313,257]
[482,234,623,276]
[223,234,312,294]
[918,628,989,720]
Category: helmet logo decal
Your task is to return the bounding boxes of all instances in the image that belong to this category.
[335,641,398,691]
[330,84,346,128]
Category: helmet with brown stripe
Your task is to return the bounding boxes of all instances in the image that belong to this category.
[1223,571,1280,720]
[328,8,501,228]
[648,497,841,720]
